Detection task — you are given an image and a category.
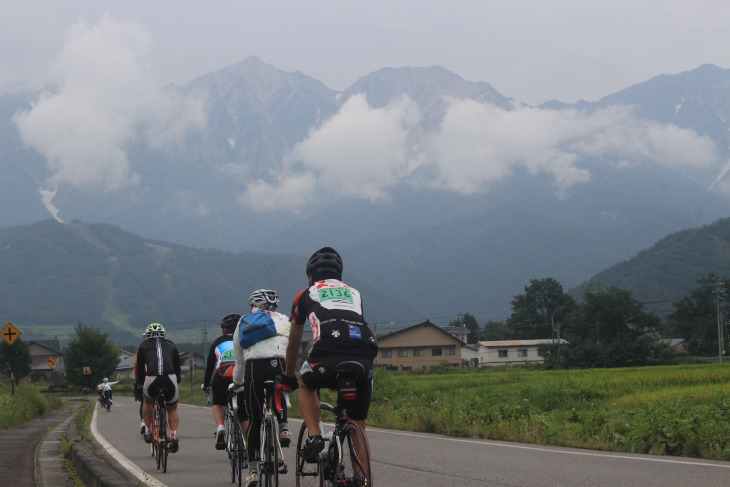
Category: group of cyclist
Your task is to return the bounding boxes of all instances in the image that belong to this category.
[131,246,378,486]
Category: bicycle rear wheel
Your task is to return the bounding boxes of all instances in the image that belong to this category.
[295,422,323,487]
[234,419,244,487]
[226,412,237,483]
[337,420,371,486]
[152,408,164,470]
[160,406,168,473]
[260,417,278,487]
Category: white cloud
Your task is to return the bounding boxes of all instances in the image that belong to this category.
[239,96,721,212]
[238,173,318,213]
[422,102,718,194]
[13,14,205,191]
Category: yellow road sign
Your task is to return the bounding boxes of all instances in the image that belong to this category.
[83,367,91,375]
[1,323,20,346]
[46,357,57,368]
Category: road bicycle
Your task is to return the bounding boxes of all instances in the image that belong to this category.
[295,365,372,487]
[225,387,247,487]
[98,391,111,412]
[150,389,170,473]
[257,378,290,487]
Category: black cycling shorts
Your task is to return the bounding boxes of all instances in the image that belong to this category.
[211,365,234,406]
[299,352,374,421]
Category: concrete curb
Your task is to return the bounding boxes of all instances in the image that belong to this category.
[42,401,139,487]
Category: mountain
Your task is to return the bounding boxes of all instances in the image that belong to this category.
[3,60,730,322]
[577,216,730,316]
[0,220,418,344]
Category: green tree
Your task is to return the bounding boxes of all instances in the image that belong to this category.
[507,278,576,339]
[668,274,729,356]
[482,320,511,341]
[64,322,119,387]
[563,286,663,368]
[0,338,32,384]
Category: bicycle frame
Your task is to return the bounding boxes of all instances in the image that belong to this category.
[150,390,169,473]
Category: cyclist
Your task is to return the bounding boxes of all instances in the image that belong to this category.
[202,313,241,450]
[135,323,182,453]
[231,289,291,487]
[283,247,378,463]
[97,377,118,407]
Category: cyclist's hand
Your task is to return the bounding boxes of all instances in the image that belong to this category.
[228,382,244,393]
[280,375,299,391]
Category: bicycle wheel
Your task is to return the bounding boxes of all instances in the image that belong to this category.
[159,406,168,473]
[260,417,273,487]
[226,412,237,483]
[233,419,244,487]
[336,420,371,486]
[296,422,323,487]
[155,408,161,470]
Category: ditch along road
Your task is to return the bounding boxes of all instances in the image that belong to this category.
[93,396,730,487]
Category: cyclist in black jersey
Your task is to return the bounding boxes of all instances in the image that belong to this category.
[283,247,378,463]
[135,323,182,453]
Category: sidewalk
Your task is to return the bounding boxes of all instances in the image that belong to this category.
[0,399,135,487]
[0,403,76,487]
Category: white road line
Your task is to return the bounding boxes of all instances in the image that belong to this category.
[372,428,730,469]
[90,406,168,487]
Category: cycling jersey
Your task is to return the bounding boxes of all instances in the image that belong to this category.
[204,334,236,387]
[290,279,377,359]
[135,337,181,379]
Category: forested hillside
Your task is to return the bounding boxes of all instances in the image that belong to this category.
[0,220,417,345]
[578,217,730,315]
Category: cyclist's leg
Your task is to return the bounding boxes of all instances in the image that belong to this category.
[141,376,157,440]
[243,360,263,465]
[211,372,229,448]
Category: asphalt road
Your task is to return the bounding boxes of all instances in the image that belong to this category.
[93,396,730,486]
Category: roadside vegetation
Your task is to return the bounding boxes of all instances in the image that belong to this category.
[366,363,730,460]
[0,382,62,430]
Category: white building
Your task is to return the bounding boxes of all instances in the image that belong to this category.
[476,339,569,366]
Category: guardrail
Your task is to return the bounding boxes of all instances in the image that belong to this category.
[41,388,136,394]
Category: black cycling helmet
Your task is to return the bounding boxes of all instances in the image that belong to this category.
[249,289,279,311]
[220,313,241,333]
[306,246,343,281]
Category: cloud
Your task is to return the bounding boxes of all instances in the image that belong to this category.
[238,93,420,212]
[238,94,721,212]
[13,14,205,191]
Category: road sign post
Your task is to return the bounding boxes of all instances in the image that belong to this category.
[2,323,21,395]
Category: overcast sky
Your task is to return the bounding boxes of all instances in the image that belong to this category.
[3,1,730,106]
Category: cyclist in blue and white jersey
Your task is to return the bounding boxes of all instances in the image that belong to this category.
[203,313,241,450]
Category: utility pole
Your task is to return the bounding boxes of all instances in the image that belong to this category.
[716,282,724,363]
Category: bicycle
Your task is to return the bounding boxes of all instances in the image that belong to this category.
[98,392,111,412]
[257,378,290,487]
[225,386,247,487]
[295,366,372,487]
[150,389,170,473]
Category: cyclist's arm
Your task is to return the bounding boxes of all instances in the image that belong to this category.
[284,323,304,377]
[202,341,217,388]
[173,346,182,382]
[134,347,146,385]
